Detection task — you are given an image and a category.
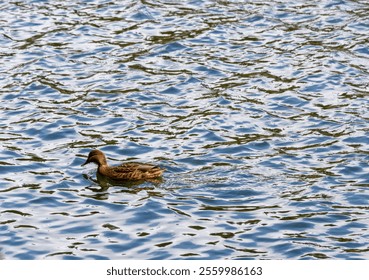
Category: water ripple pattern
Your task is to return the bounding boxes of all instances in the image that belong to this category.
[1,0,369,259]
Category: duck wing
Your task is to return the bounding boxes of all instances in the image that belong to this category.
[109,162,164,180]
[120,162,159,171]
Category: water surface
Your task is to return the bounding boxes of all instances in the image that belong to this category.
[1,0,369,259]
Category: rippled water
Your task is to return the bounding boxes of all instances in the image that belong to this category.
[1,0,369,260]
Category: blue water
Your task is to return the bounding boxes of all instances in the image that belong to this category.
[1,0,369,260]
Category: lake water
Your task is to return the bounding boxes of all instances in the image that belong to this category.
[1,0,369,260]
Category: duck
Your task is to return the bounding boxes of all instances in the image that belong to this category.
[82,149,164,181]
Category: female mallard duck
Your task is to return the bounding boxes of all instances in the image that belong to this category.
[82,149,164,181]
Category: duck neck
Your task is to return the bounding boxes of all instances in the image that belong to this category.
[98,163,108,175]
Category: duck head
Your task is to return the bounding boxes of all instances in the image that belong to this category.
[82,149,108,167]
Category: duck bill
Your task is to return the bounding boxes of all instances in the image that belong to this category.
[81,159,89,166]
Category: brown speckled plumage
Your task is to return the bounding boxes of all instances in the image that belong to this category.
[82,150,164,181]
